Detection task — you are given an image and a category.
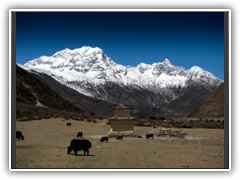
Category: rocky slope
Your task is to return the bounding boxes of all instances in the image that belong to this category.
[188,83,224,118]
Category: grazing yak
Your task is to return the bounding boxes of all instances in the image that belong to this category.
[146,133,154,139]
[77,132,83,138]
[100,136,108,142]
[67,123,72,126]
[67,139,92,156]
[116,135,123,140]
[16,131,24,140]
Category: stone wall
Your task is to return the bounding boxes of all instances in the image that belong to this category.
[148,128,188,138]
[108,131,138,138]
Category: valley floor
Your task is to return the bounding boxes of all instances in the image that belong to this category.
[15,118,224,169]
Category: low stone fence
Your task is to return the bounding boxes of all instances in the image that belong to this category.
[108,131,139,138]
[149,128,188,138]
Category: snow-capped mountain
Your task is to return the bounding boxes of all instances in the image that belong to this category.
[19,46,223,111]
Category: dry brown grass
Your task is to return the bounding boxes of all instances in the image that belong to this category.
[16,118,224,169]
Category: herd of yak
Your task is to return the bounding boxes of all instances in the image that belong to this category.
[16,123,155,156]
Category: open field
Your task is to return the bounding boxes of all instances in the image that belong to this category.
[15,118,224,169]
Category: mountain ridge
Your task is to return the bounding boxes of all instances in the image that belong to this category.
[21,46,222,90]
[19,46,223,117]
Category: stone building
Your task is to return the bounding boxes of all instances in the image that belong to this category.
[108,103,137,132]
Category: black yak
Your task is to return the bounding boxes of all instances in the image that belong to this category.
[67,139,91,156]
[67,123,72,126]
[77,132,83,138]
[146,133,154,139]
[100,136,108,142]
[16,131,24,140]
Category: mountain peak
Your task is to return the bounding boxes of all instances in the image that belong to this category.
[163,58,172,65]
[78,46,102,51]
[190,66,202,72]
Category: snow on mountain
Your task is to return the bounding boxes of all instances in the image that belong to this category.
[20,46,223,103]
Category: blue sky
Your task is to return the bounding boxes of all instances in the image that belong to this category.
[16,11,224,80]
